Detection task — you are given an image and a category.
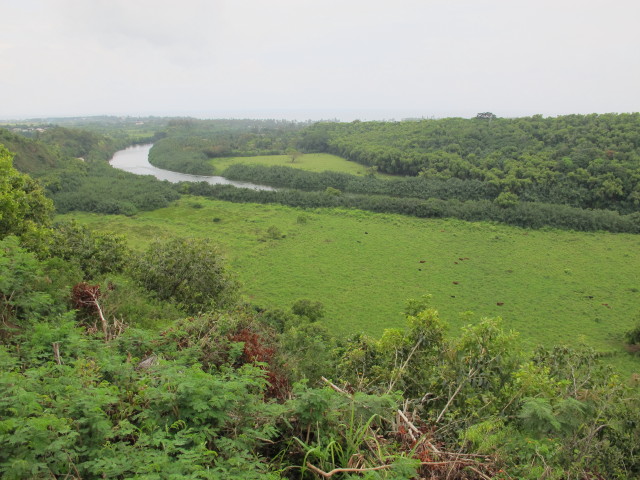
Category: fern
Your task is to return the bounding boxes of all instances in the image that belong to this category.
[518,397,561,434]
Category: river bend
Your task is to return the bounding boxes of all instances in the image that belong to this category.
[109,144,274,191]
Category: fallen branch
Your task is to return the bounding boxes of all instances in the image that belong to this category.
[397,408,441,454]
[441,451,492,459]
[306,460,476,478]
[306,462,391,478]
[386,336,423,394]
[397,409,421,436]
[321,376,351,396]
[436,366,479,424]
[397,409,417,442]
[466,465,493,480]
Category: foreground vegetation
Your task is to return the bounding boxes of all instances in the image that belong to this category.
[2,142,640,479]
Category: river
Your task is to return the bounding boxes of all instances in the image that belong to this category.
[109,144,274,190]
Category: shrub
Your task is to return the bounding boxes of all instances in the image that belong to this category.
[130,237,239,314]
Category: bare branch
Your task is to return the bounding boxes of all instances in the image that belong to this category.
[386,337,423,394]
[307,460,484,480]
[436,366,479,424]
[306,462,391,478]
[306,460,480,478]
[321,376,351,397]
[466,465,493,480]
[52,342,62,365]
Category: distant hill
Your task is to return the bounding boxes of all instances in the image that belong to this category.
[0,124,125,175]
[0,128,60,174]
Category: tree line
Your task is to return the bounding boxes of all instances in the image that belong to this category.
[183,182,640,233]
[5,113,640,232]
[133,114,640,215]
[298,114,640,214]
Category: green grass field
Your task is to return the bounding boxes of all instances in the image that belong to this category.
[63,197,640,374]
[211,153,388,176]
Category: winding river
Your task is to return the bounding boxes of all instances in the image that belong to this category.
[109,144,274,190]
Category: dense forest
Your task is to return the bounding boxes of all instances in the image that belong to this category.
[1,117,640,478]
[142,114,640,233]
[299,114,640,212]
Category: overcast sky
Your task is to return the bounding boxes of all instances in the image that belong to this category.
[1,0,639,120]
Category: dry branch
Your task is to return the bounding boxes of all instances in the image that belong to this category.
[321,376,351,396]
[72,282,126,342]
[466,465,494,480]
[306,460,484,479]
[397,408,442,455]
[52,342,62,365]
[306,462,391,478]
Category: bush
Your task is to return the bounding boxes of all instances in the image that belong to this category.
[130,237,239,314]
[625,319,640,354]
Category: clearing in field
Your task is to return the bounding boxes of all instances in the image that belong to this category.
[211,153,386,176]
[63,197,640,374]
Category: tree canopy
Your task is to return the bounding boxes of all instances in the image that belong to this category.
[0,144,54,249]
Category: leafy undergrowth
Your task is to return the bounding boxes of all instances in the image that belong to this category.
[2,284,638,478]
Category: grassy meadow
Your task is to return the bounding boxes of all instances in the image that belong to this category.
[211,153,388,176]
[63,197,640,373]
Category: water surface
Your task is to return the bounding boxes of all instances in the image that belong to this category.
[109,144,274,190]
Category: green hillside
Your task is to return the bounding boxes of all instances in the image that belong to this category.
[0,128,60,173]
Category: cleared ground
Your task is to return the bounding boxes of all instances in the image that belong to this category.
[211,153,390,176]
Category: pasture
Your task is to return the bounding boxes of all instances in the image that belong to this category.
[63,197,640,374]
[211,153,387,176]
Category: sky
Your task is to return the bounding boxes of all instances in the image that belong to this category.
[1,0,639,121]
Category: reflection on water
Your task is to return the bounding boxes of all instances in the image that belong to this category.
[109,144,274,191]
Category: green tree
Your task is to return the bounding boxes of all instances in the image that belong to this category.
[285,147,303,163]
[50,221,129,280]
[131,237,239,314]
[0,144,54,251]
[475,112,497,121]
[324,186,342,196]
[279,322,334,382]
[0,236,59,339]
[494,191,519,207]
[291,299,325,322]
